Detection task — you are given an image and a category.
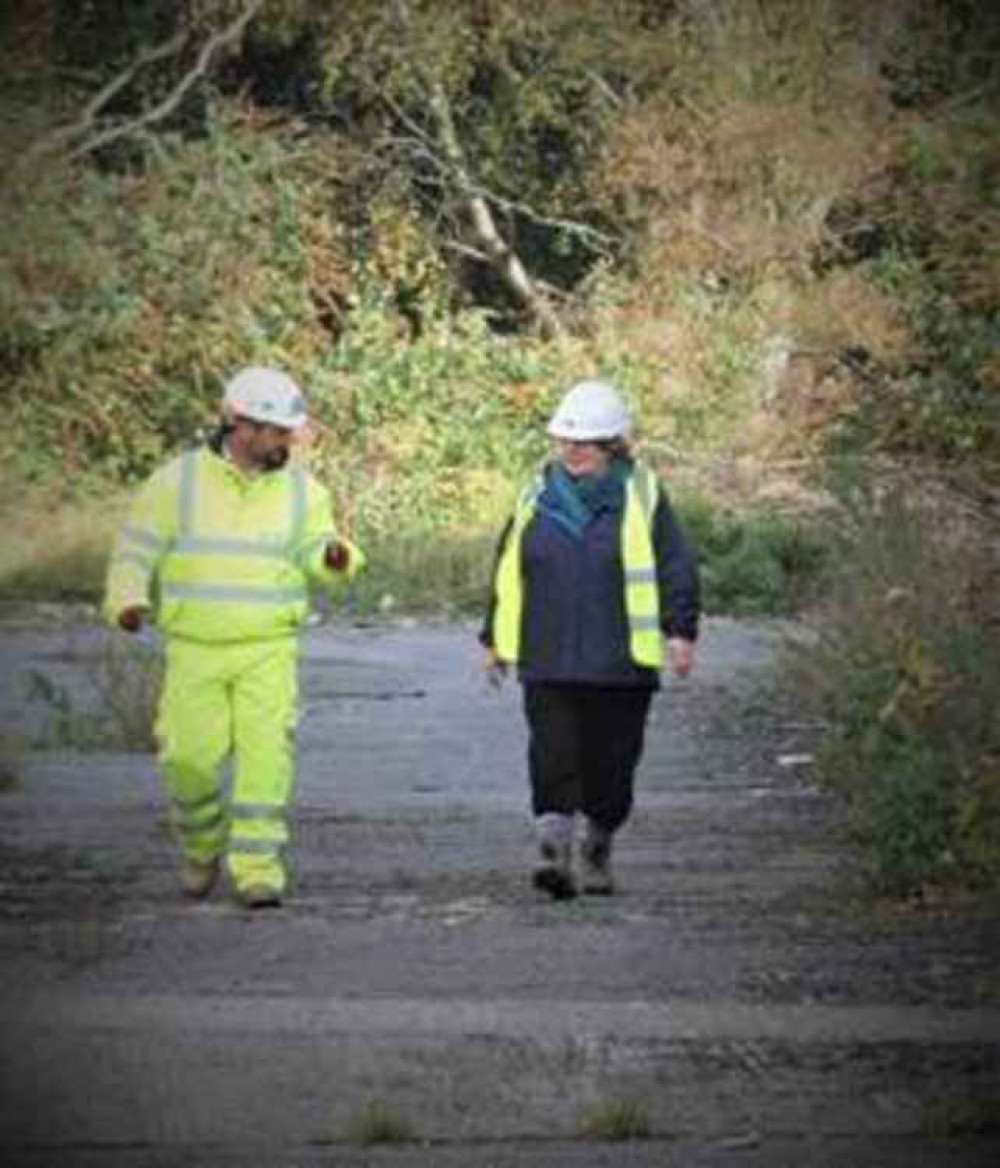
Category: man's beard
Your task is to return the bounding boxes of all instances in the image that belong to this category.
[258,446,290,472]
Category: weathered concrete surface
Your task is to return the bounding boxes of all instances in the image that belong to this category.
[1,612,999,1167]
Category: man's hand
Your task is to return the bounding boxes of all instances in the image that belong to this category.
[482,648,508,689]
[117,605,149,634]
[324,541,350,572]
[667,637,695,677]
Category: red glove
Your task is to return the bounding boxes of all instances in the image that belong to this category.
[324,541,349,572]
[117,606,147,634]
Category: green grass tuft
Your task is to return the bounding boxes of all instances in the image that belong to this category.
[0,734,24,793]
[576,1097,652,1141]
[345,1100,418,1146]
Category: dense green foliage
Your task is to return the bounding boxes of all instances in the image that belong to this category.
[5,0,998,486]
[2,0,999,891]
[783,476,1000,894]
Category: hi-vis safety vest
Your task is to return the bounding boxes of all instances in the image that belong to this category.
[493,461,664,669]
[105,447,358,643]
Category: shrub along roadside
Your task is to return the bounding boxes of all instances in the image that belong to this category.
[781,474,1000,895]
[0,486,825,620]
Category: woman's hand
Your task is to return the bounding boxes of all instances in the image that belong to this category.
[667,637,695,677]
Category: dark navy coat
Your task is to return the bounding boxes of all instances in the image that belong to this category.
[482,478,700,688]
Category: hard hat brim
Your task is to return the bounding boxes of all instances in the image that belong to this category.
[547,418,630,441]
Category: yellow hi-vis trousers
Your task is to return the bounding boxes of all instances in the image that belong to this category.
[155,636,299,894]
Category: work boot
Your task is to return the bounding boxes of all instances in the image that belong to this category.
[235,886,282,910]
[581,822,614,895]
[532,813,576,901]
[181,857,220,900]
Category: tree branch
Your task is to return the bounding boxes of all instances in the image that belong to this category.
[585,69,625,109]
[35,0,265,163]
[31,30,190,158]
[473,188,616,251]
[425,80,562,337]
[81,30,190,126]
[379,92,616,253]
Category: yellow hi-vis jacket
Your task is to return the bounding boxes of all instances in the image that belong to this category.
[493,460,663,669]
[104,446,363,643]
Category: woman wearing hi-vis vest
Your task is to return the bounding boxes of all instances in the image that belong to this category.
[480,379,700,900]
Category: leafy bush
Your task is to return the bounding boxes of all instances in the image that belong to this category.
[1,100,353,488]
[0,492,116,600]
[782,474,1000,893]
[681,498,827,615]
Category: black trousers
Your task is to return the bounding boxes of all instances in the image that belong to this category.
[522,682,654,834]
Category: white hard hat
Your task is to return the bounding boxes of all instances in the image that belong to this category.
[223,367,307,430]
[547,378,632,441]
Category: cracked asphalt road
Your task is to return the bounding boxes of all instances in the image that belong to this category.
[1,611,998,1167]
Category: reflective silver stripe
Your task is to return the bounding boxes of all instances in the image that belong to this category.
[176,808,226,832]
[232,803,287,822]
[178,451,198,536]
[173,794,226,827]
[161,582,307,603]
[289,469,307,546]
[121,524,167,553]
[629,615,660,631]
[173,813,226,833]
[175,454,304,556]
[228,837,284,856]
[175,792,221,813]
[625,567,657,583]
[174,535,288,558]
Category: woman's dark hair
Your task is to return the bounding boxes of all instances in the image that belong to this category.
[598,437,631,460]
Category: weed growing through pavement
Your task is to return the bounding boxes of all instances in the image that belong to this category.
[576,1096,652,1141]
[922,1092,1000,1136]
[26,631,162,752]
[92,632,162,751]
[0,733,23,791]
[345,1099,418,1146]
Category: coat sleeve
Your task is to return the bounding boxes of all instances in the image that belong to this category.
[294,474,365,587]
[651,486,700,641]
[102,462,180,625]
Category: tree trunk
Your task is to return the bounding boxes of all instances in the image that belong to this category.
[427,81,561,338]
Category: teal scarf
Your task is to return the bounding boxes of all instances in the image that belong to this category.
[536,459,630,540]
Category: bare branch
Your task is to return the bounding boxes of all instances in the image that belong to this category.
[442,239,492,264]
[379,90,438,154]
[81,30,190,126]
[378,91,617,254]
[31,30,189,158]
[425,80,562,337]
[585,69,624,109]
[473,188,617,251]
[37,0,266,163]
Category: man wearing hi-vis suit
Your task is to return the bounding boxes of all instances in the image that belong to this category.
[105,367,364,909]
